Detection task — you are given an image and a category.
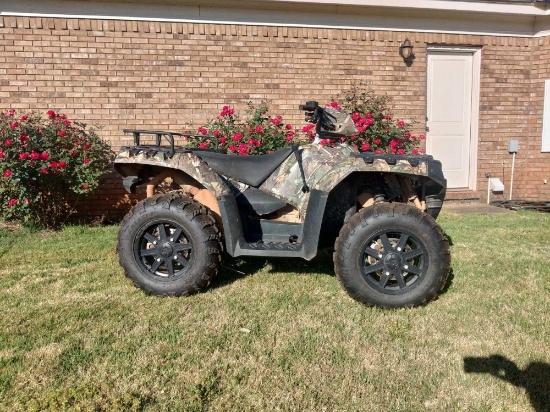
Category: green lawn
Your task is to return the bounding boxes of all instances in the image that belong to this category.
[0,210,549,411]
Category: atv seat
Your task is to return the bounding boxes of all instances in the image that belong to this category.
[193,147,294,187]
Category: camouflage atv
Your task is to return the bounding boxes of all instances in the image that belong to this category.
[114,101,450,308]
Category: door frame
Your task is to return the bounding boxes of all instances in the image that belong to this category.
[426,46,481,190]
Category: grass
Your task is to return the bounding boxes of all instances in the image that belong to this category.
[0,209,549,411]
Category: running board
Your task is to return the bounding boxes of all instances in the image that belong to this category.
[218,189,328,260]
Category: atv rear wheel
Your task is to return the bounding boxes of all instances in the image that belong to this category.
[117,193,222,296]
[334,203,450,308]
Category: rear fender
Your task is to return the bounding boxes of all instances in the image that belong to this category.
[114,148,231,197]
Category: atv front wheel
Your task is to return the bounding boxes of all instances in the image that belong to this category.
[117,193,222,296]
[334,203,450,308]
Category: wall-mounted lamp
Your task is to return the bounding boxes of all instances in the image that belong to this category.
[399,38,415,64]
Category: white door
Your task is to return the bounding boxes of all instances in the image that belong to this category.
[427,51,474,189]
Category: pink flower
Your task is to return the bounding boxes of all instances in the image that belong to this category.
[411,149,419,155]
[19,134,28,143]
[254,125,263,133]
[58,130,66,137]
[405,132,411,139]
[71,151,78,157]
[219,137,226,144]
[229,145,237,152]
[8,199,17,207]
[3,169,12,178]
[397,149,405,155]
[5,139,12,146]
[270,116,282,126]
[247,139,255,146]
[84,158,90,164]
[361,143,371,151]
[213,130,220,137]
[375,149,383,153]
[40,168,48,174]
[419,134,426,140]
[285,124,293,130]
[59,161,67,169]
[352,112,361,122]
[83,144,91,150]
[0,152,4,159]
[30,152,40,160]
[199,142,208,149]
[232,133,243,142]
[397,120,405,128]
[50,161,58,169]
[19,153,29,161]
[373,139,381,145]
[40,152,49,161]
[7,109,15,118]
[198,127,208,135]
[286,135,293,142]
[10,121,18,129]
[63,119,70,126]
[327,101,341,110]
[220,106,235,117]
[20,115,28,122]
[81,183,89,189]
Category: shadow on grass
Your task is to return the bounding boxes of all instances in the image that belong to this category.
[464,355,550,412]
[211,249,335,290]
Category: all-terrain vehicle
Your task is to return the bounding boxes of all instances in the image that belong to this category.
[114,102,450,308]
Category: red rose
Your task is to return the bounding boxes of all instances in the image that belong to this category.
[7,109,15,117]
[219,137,226,144]
[232,133,243,142]
[84,158,90,164]
[10,121,18,129]
[397,121,405,128]
[199,143,208,149]
[81,183,89,189]
[20,115,28,122]
[47,110,56,119]
[8,199,17,207]
[19,153,29,161]
[63,120,70,126]
[40,168,48,174]
[83,143,91,150]
[229,145,237,152]
[58,161,67,169]
[40,152,49,161]
[255,126,263,133]
[50,161,58,169]
[30,152,39,160]
[71,151,78,157]
[0,152,4,159]
[213,130,220,137]
[3,169,12,178]
[19,134,29,143]
[361,143,371,151]
[58,130,66,137]
[5,139,12,146]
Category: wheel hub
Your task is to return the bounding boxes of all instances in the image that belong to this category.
[383,252,403,271]
[159,242,174,258]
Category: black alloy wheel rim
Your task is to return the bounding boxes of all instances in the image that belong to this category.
[133,220,194,280]
[360,229,427,295]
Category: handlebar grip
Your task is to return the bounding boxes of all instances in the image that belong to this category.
[299,101,319,111]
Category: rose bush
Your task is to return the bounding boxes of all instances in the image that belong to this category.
[0,109,111,228]
[190,102,297,155]
[190,87,423,156]
[335,85,424,154]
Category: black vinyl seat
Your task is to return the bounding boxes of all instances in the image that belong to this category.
[193,147,294,187]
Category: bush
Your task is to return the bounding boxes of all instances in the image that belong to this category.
[191,102,297,155]
[0,109,112,228]
[336,84,424,154]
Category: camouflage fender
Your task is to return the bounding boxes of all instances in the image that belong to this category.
[114,148,231,197]
[261,144,431,215]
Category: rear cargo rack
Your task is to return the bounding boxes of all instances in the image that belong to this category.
[123,129,219,158]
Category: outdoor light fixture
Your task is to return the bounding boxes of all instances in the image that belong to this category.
[399,39,414,63]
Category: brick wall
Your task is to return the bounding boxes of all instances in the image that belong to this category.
[0,16,548,219]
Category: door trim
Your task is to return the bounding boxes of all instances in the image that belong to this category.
[427,46,481,190]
